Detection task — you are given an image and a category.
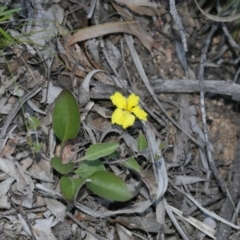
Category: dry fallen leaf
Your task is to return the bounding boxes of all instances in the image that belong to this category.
[67,21,158,52]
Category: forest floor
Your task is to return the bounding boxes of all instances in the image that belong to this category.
[0,0,240,239]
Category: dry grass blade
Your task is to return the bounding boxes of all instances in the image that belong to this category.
[195,0,240,22]
[171,183,240,230]
[169,205,216,239]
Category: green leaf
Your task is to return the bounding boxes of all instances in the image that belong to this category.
[0,27,12,41]
[137,133,148,152]
[122,157,141,173]
[80,142,119,161]
[52,89,80,142]
[159,142,165,151]
[26,115,40,130]
[0,7,7,12]
[0,7,21,17]
[75,160,106,178]
[32,142,42,153]
[60,176,85,203]
[50,157,74,175]
[105,150,119,159]
[26,135,33,146]
[86,171,133,202]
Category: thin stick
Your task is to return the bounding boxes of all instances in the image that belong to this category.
[169,0,188,52]
[197,24,232,201]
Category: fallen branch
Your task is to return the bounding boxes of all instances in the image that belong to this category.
[90,79,240,101]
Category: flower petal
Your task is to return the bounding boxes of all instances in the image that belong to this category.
[111,109,135,129]
[111,108,125,125]
[131,106,148,121]
[127,93,139,111]
[122,112,135,129]
[110,92,127,109]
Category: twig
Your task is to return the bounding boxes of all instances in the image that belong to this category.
[216,0,240,51]
[198,25,237,235]
[169,0,188,52]
[197,24,229,196]
[221,23,240,51]
[233,66,240,83]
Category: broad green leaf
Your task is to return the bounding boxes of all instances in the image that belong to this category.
[50,157,74,175]
[122,157,141,173]
[80,142,119,161]
[137,133,148,152]
[86,171,133,202]
[75,160,106,178]
[53,89,80,142]
[60,176,85,203]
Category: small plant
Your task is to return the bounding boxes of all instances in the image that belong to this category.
[50,90,148,203]
[25,113,42,153]
[0,6,21,49]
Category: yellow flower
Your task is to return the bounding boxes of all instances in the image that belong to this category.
[110,92,147,129]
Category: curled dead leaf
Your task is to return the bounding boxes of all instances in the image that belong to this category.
[67,22,157,52]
